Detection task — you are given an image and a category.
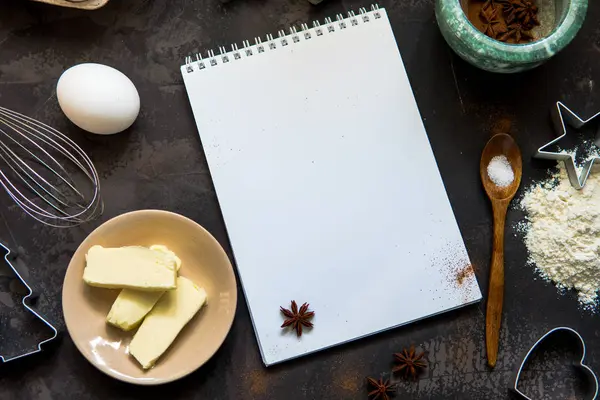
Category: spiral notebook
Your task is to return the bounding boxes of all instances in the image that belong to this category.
[181,5,481,366]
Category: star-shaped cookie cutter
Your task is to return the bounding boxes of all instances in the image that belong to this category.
[534,102,600,190]
[0,242,58,363]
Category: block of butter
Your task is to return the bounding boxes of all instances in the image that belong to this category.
[106,245,182,331]
[129,276,207,369]
[83,245,177,290]
[149,245,182,271]
[106,290,165,331]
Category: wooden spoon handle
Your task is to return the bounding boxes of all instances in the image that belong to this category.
[486,200,508,368]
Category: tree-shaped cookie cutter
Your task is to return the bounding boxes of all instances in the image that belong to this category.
[0,242,58,363]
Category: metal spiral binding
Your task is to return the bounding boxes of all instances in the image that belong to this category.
[266,34,276,50]
[277,30,288,47]
[324,17,335,33]
[219,46,229,63]
[256,37,265,53]
[313,20,323,37]
[232,43,241,60]
[184,4,381,73]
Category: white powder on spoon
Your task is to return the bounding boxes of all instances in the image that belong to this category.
[487,155,514,187]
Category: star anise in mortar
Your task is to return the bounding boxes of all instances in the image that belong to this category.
[498,0,520,23]
[500,0,540,27]
[499,22,534,43]
[280,300,314,337]
[393,346,427,379]
[516,0,540,29]
[481,0,498,8]
[479,5,506,39]
[367,377,396,400]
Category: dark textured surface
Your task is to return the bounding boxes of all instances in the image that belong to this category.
[0,0,599,398]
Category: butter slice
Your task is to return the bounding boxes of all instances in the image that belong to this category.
[106,245,182,331]
[129,276,207,369]
[107,290,164,331]
[83,245,177,290]
[149,245,182,272]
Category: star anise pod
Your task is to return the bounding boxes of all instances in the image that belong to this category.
[498,0,520,23]
[280,300,314,337]
[517,0,540,29]
[366,377,396,400]
[479,5,506,39]
[500,0,539,27]
[481,0,498,9]
[392,346,427,380]
[498,22,534,43]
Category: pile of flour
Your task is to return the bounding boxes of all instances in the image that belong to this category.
[519,164,600,306]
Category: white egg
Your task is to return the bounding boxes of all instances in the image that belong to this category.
[57,63,140,135]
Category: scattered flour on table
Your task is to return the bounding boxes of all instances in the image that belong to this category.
[487,155,514,187]
[519,164,600,306]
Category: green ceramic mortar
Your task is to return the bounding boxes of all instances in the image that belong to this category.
[435,0,588,73]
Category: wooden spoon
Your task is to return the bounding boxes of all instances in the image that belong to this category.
[480,133,522,368]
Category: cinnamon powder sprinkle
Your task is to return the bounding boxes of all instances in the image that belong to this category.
[456,264,475,285]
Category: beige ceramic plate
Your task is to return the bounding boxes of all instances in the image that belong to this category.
[32,0,109,10]
[63,210,237,385]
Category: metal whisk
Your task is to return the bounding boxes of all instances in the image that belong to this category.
[0,106,102,227]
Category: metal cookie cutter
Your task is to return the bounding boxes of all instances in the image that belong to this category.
[513,327,599,400]
[0,242,58,363]
[534,102,600,190]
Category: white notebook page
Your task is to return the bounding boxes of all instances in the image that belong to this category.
[182,7,481,366]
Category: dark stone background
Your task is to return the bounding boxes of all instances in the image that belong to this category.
[0,0,599,398]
